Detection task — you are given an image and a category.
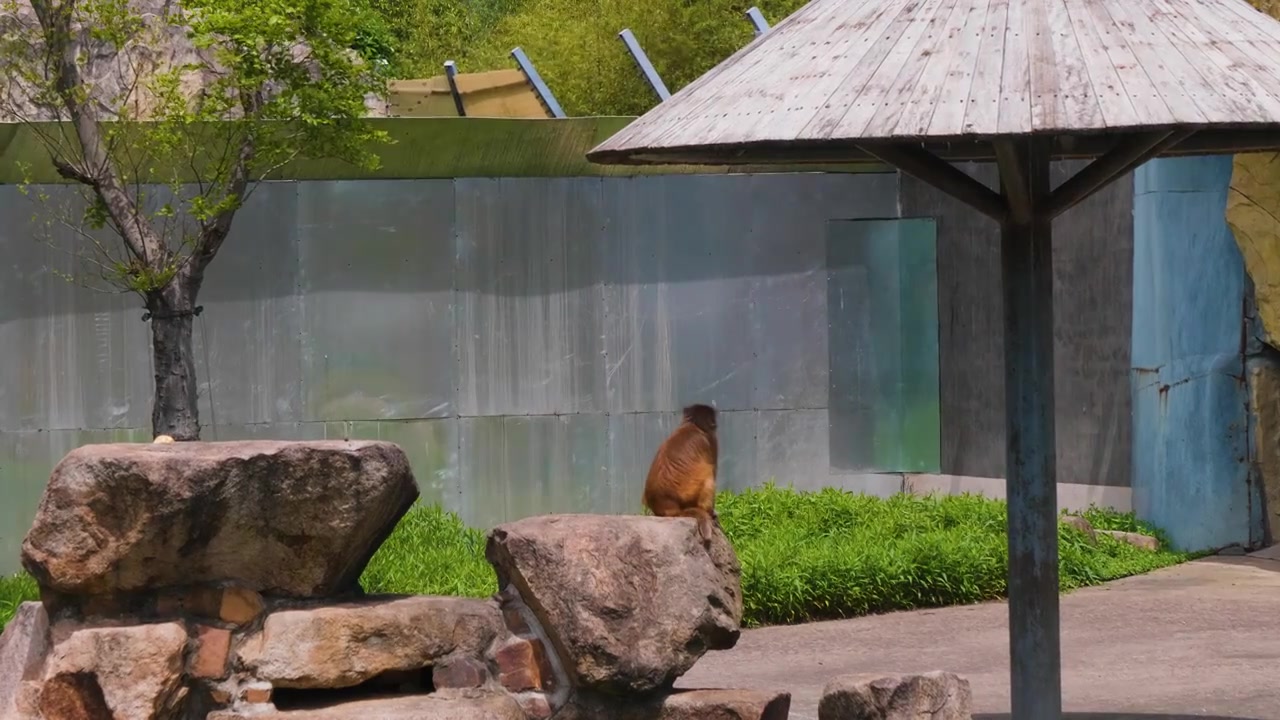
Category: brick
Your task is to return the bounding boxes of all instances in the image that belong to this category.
[209,687,232,705]
[191,626,232,679]
[495,637,554,693]
[432,657,487,689]
[219,588,265,625]
[240,682,272,704]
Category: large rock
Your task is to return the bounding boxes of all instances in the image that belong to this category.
[0,602,49,720]
[560,688,791,720]
[819,671,973,720]
[486,514,742,695]
[206,692,527,720]
[40,622,190,720]
[237,596,504,689]
[21,440,418,601]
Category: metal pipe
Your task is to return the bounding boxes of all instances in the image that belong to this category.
[745,6,770,35]
[444,60,466,117]
[618,28,671,101]
[510,46,566,118]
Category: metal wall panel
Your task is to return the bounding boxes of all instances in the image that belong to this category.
[901,161,1135,487]
[0,186,154,432]
[827,217,941,473]
[455,178,607,417]
[297,180,457,422]
[193,182,304,426]
[601,176,758,413]
[457,414,609,530]
[0,166,1148,574]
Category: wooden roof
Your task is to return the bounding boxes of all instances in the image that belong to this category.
[589,0,1280,165]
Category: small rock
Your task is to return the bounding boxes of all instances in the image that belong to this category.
[819,671,972,720]
[1060,514,1097,542]
[21,440,419,602]
[220,587,266,625]
[0,602,50,719]
[237,595,503,689]
[191,625,232,679]
[1097,530,1160,551]
[495,636,554,693]
[486,514,743,695]
[432,657,488,689]
[560,688,791,720]
[517,694,554,719]
[41,622,190,720]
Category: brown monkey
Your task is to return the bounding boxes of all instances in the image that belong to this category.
[643,403,720,544]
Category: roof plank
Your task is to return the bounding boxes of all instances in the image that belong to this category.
[588,0,1280,162]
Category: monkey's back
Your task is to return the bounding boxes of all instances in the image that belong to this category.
[642,424,717,515]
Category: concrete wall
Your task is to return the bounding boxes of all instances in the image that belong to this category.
[1131,156,1267,552]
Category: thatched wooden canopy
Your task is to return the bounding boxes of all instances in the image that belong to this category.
[587,0,1280,717]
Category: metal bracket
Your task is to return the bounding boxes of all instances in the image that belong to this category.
[444,60,466,117]
[511,46,566,118]
[745,6,770,35]
[618,28,671,101]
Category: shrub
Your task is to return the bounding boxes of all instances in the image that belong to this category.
[0,486,1194,634]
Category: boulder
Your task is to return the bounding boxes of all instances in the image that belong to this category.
[41,622,190,720]
[206,691,527,720]
[237,596,504,689]
[21,440,419,602]
[0,602,49,720]
[818,671,973,720]
[1059,514,1097,542]
[1097,529,1160,551]
[559,688,792,720]
[486,514,742,695]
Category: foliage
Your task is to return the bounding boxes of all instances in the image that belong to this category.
[364,0,524,78]
[0,487,1196,634]
[0,0,391,295]
[360,503,496,597]
[0,572,37,631]
[365,0,809,116]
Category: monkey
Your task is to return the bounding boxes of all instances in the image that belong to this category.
[642,403,720,545]
[153,434,175,444]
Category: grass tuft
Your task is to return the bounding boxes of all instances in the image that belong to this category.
[0,485,1194,633]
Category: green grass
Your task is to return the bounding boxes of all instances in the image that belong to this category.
[0,486,1195,633]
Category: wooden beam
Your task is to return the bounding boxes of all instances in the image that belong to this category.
[1000,136,1062,720]
[590,128,1280,168]
[995,141,1032,225]
[1046,130,1192,218]
[859,143,1008,221]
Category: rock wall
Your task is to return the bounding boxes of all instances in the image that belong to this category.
[0,440,792,720]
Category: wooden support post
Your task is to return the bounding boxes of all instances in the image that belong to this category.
[999,137,1062,720]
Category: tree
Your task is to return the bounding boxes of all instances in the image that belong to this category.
[0,0,390,440]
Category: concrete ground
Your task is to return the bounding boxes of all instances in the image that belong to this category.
[679,552,1280,720]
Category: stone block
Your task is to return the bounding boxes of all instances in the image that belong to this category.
[0,602,49,720]
[495,637,554,693]
[560,688,792,719]
[486,514,742,695]
[819,671,972,720]
[432,657,487,689]
[21,440,419,602]
[191,625,232,679]
[237,595,503,689]
[41,622,189,720]
[1097,530,1160,551]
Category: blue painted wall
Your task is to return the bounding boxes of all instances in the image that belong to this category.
[1131,155,1257,552]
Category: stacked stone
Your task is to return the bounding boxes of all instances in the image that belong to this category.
[0,439,794,720]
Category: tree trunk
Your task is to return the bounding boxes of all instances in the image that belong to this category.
[147,277,202,441]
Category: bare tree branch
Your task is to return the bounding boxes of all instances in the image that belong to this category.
[28,0,163,266]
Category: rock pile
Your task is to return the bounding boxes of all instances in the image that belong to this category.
[0,439,790,720]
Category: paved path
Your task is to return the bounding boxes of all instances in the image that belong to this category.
[678,552,1280,720]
